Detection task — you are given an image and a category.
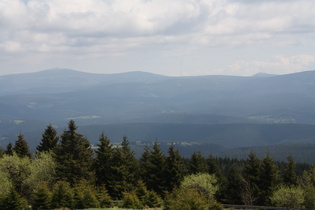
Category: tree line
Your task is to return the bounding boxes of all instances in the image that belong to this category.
[1,120,315,209]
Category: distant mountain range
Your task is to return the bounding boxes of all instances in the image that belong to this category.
[1,69,315,162]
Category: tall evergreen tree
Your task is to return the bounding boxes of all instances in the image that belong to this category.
[53,120,93,185]
[13,134,31,158]
[5,142,13,156]
[94,133,113,187]
[283,155,298,186]
[242,152,261,205]
[165,144,186,192]
[189,151,207,174]
[37,124,59,153]
[140,142,167,196]
[225,164,243,204]
[258,154,280,205]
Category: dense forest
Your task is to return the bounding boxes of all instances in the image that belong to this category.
[1,120,315,209]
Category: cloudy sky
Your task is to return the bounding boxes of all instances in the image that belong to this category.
[1,0,315,76]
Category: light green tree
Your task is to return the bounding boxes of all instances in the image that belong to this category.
[181,173,218,203]
[271,185,304,209]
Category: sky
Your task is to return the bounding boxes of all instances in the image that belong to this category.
[1,0,315,76]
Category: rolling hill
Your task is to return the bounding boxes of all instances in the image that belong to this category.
[1,69,315,162]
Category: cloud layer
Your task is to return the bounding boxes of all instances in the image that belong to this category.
[1,0,315,75]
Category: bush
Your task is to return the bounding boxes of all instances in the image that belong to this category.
[0,187,28,210]
[164,188,209,210]
[270,185,304,209]
[31,182,52,210]
[121,191,143,209]
[51,181,74,209]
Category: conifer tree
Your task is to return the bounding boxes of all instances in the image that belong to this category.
[53,120,93,184]
[13,134,31,158]
[225,164,243,204]
[140,142,167,196]
[51,181,74,209]
[5,143,13,156]
[283,155,298,186]
[31,182,52,210]
[189,151,207,174]
[94,133,113,186]
[37,124,59,153]
[242,152,261,205]
[0,187,28,210]
[120,136,140,189]
[165,144,186,192]
[258,154,280,205]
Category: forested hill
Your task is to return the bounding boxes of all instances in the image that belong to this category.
[1,69,315,125]
[1,69,315,162]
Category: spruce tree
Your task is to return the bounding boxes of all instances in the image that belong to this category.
[225,164,243,204]
[37,124,59,153]
[94,133,113,186]
[242,152,261,205]
[283,155,298,186]
[165,144,186,192]
[189,151,207,174]
[140,142,167,196]
[258,154,280,205]
[13,134,31,158]
[5,142,13,156]
[31,182,52,210]
[53,120,93,185]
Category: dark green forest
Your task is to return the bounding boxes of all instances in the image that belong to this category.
[1,120,315,209]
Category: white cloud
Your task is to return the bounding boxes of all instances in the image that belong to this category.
[226,55,315,76]
[1,0,315,75]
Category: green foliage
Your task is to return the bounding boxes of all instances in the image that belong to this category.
[224,164,243,204]
[135,180,162,208]
[51,181,74,209]
[5,143,13,156]
[301,166,315,209]
[73,180,100,209]
[0,154,31,196]
[0,170,13,198]
[140,142,167,196]
[271,185,304,209]
[241,152,261,205]
[181,173,218,203]
[283,155,298,186]
[31,182,52,210]
[94,133,113,187]
[258,154,280,205]
[96,185,113,208]
[25,152,56,193]
[164,188,209,210]
[165,144,186,192]
[13,134,31,158]
[189,151,207,174]
[53,120,94,185]
[36,124,59,153]
[0,187,28,210]
[121,191,143,209]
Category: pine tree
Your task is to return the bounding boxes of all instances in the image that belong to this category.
[140,142,167,196]
[36,124,59,153]
[31,182,52,210]
[51,181,74,209]
[94,133,113,186]
[225,164,243,204]
[13,134,31,158]
[53,120,93,184]
[5,142,13,156]
[283,155,298,186]
[242,152,261,205]
[120,136,140,189]
[165,144,186,192]
[0,187,28,210]
[258,154,280,205]
[189,151,207,174]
